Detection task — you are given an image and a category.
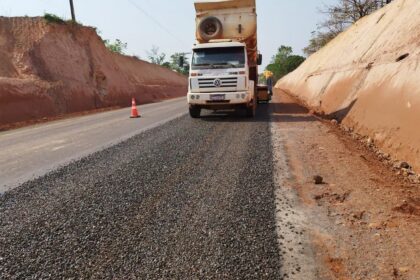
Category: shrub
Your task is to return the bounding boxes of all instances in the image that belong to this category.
[103,39,127,55]
[43,13,65,24]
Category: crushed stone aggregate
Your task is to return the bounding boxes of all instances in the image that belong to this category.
[0,110,285,279]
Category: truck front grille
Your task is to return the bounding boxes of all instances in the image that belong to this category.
[198,77,237,89]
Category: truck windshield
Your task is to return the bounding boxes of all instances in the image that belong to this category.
[192,47,245,70]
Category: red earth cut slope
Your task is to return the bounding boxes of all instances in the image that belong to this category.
[0,17,187,127]
[276,0,420,172]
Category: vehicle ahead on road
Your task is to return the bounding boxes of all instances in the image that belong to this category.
[257,84,271,104]
[185,0,262,118]
[257,70,274,103]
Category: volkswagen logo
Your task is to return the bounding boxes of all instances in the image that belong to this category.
[213,78,222,88]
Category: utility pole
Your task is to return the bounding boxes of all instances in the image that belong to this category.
[69,0,76,22]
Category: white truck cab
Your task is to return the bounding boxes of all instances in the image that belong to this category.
[188,41,255,117]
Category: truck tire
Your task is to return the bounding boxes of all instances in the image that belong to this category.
[246,102,256,118]
[189,106,201,118]
[198,17,223,41]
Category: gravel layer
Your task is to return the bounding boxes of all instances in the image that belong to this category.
[0,110,282,279]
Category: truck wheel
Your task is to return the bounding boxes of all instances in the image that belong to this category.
[189,106,201,118]
[246,102,256,118]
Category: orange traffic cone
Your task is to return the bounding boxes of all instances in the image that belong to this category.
[130,98,140,118]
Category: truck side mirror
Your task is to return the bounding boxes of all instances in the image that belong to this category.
[178,56,185,68]
[257,54,263,66]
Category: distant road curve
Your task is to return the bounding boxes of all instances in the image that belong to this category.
[0,97,187,193]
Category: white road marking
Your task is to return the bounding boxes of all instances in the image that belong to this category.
[51,145,66,152]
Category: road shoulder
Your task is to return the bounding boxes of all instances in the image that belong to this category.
[270,92,420,280]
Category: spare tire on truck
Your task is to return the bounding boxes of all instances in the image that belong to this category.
[198,16,223,41]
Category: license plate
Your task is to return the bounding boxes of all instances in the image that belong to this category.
[210,94,225,101]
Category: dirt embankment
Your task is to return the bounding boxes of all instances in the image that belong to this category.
[0,17,187,127]
[276,0,420,172]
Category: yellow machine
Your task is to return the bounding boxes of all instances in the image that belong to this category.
[257,71,274,103]
[263,70,274,80]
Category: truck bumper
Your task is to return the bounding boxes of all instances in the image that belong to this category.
[188,91,251,107]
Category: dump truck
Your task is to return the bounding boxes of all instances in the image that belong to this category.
[186,0,262,118]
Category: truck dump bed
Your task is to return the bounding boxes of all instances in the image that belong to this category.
[194,0,255,11]
[194,0,258,66]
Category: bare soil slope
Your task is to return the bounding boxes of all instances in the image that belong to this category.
[276,0,420,172]
[0,17,187,126]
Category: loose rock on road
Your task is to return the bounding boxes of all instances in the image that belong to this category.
[0,108,285,279]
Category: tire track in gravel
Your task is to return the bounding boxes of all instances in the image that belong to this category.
[0,108,282,279]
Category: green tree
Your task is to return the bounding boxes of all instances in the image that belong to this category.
[103,39,127,54]
[284,55,306,74]
[169,53,190,76]
[272,46,293,64]
[147,46,167,65]
[265,46,305,82]
[147,48,189,76]
[258,73,266,84]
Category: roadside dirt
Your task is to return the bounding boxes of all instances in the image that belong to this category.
[0,95,180,132]
[271,90,420,280]
[0,106,121,132]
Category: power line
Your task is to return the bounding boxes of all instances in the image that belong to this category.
[125,0,189,49]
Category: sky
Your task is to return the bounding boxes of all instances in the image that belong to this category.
[0,0,336,69]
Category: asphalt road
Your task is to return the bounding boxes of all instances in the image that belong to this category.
[0,97,187,192]
[0,105,284,279]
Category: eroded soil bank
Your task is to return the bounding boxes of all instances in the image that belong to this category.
[276,0,420,173]
[0,17,187,128]
[271,91,419,280]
